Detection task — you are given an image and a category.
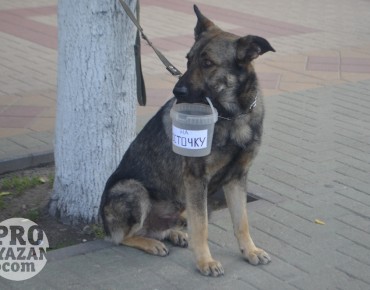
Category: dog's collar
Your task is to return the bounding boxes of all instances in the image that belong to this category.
[218,94,258,121]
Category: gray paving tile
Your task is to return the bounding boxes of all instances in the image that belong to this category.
[1,1,370,289]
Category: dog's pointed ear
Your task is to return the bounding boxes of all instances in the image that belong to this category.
[194,5,216,40]
[236,35,275,63]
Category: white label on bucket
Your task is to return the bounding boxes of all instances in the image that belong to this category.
[172,126,208,149]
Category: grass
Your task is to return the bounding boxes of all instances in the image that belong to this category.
[50,241,75,251]
[92,225,105,239]
[48,173,55,188]
[0,175,45,194]
[26,209,41,222]
[49,224,105,251]
[0,175,53,209]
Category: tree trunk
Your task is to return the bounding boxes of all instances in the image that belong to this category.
[50,0,137,224]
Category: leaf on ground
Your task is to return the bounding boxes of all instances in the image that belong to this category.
[0,192,12,197]
[39,177,48,184]
[314,219,325,225]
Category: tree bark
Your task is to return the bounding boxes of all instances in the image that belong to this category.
[50,0,137,224]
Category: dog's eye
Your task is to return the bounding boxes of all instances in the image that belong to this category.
[202,59,213,68]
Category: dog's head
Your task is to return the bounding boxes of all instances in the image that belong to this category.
[173,5,275,115]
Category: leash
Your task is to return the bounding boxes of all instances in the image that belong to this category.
[118,0,183,78]
[119,1,258,117]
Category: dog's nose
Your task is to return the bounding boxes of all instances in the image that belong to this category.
[173,85,188,97]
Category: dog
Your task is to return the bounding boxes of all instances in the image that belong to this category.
[100,5,275,277]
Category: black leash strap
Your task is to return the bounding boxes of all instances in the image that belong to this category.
[134,1,146,106]
[118,0,183,78]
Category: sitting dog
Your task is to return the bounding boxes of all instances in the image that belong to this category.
[100,5,275,277]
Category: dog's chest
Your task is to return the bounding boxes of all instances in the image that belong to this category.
[213,116,261,149]
[203,149,255,197]
[204,118,261,187]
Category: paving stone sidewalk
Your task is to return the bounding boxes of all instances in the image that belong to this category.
[2,80,370,290]
[1,0,370,289]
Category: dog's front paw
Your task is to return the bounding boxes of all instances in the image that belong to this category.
[243,247,271,265]
[197,259,224,277]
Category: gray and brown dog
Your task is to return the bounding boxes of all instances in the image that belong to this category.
[100,5,275,277]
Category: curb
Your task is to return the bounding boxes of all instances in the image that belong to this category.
[0,149,54,175]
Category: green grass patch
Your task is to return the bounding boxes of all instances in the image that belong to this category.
[0,176,44,194]
[49,241,77,251]
[26,209,41,222]
[48,173,55,188]
[92,225,105,239]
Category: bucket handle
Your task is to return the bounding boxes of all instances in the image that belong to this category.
[205,97,218,123]
[171,97,218,123]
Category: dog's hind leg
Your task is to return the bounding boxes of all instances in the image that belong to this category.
[122,227,188,255]
[102,180,169,256]
[122,236,169,256]
[223,176,271,265]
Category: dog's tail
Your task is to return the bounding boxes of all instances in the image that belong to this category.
[99,187,124,244]
[98,189,110,235]
[99,186,124,244]
[99,171,120,235]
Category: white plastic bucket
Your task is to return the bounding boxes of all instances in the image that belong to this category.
[170,97,218,157]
